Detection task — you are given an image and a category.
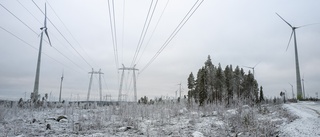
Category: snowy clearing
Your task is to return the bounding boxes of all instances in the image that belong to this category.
[279,101,320,137]
[0,100,304,137]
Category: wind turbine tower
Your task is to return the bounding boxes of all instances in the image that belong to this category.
[59,72,64,103]
[32,3,52,102]
[276,13,304,100]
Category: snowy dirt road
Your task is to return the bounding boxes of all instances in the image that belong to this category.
[280,101,320,137]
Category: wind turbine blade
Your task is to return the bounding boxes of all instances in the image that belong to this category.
[243,66,253,69]
[286,31,294,51]
[297,23,320,28]
[254,61,261,68]
[44,3,47,27]
[276,13,293,28]
[44,29,52,46]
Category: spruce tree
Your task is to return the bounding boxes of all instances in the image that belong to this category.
[187,72,195,103]
[204,55,215,103]
[259,86,264,102]
[197,67,207,106]
[187,72,195,90]
[225,65,234,105]
[234,66,242,100]
[214,63,225,104]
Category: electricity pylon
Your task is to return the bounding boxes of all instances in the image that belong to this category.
[87,68,104,102]
[118,64,138,102]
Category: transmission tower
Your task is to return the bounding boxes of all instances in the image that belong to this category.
[118,64,138,102]
[87,68,104,102]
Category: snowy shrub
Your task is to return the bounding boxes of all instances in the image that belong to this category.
[73,122,82,132]
[0,105,8,122]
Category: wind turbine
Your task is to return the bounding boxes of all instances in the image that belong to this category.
[276,13,311,100]
[32,3,52,102]
[243,62,260,77]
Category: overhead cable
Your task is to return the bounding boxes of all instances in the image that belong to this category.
[131,0,159,67]
[0,26,84,73]
[46,1,99,68]
[140,0,204,74]
[32,0,93,69]
[107,0,119,70]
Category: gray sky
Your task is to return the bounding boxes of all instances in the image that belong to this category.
[1,0,319,101]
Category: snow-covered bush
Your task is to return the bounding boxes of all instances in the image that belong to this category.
[0,105,8,122]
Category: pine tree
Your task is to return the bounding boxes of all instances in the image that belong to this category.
[259,86,264,102]
[225,65,234,105]
[242,71,259,104]
[204,55,215,104]
[214,63,225,104]
[193,69,202,103]
[187,72,195,104]
[197,67,207,106]
[187,72,195,90]
[234,66,242,100]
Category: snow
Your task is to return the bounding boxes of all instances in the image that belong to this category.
[279,101,320,137]
[192,131,204,137]
[1,100,312,136]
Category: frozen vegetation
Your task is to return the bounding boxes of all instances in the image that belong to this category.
[1,99,315,137]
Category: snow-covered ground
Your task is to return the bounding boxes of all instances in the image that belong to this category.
[0,101,310,137]
[279,101,320,137]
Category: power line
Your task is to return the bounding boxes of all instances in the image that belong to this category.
[13,0,88,72]
[140,0,204,74]
[136,0,170,65]
[0,26,83,74]
[107,0,119,70]
[32,0,93,69]
[121,0,126,64]
[0,3,38,35]
[102,74,109,92]
[16,0,42,25]
[46,0,100,68]
[131,0,159,67]
[1,2,89,73]
[16,0,78,58]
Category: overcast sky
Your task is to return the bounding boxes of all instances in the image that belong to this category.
[1,0,319,101]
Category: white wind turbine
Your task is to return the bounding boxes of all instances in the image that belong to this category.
[275,13,319,100]
[32,3,52,102]
[244,62,260,77]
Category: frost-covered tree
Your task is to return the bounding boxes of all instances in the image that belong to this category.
[259,86,264,102]
[196,67,207,106]
[187,72,195,90]
[213,63,225,104]
[187,55,261,106]
[241,71,259,103]
[233,66,243,100]
[187,72,195,103]
[224,65,234,105]
[204,55,215,104]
